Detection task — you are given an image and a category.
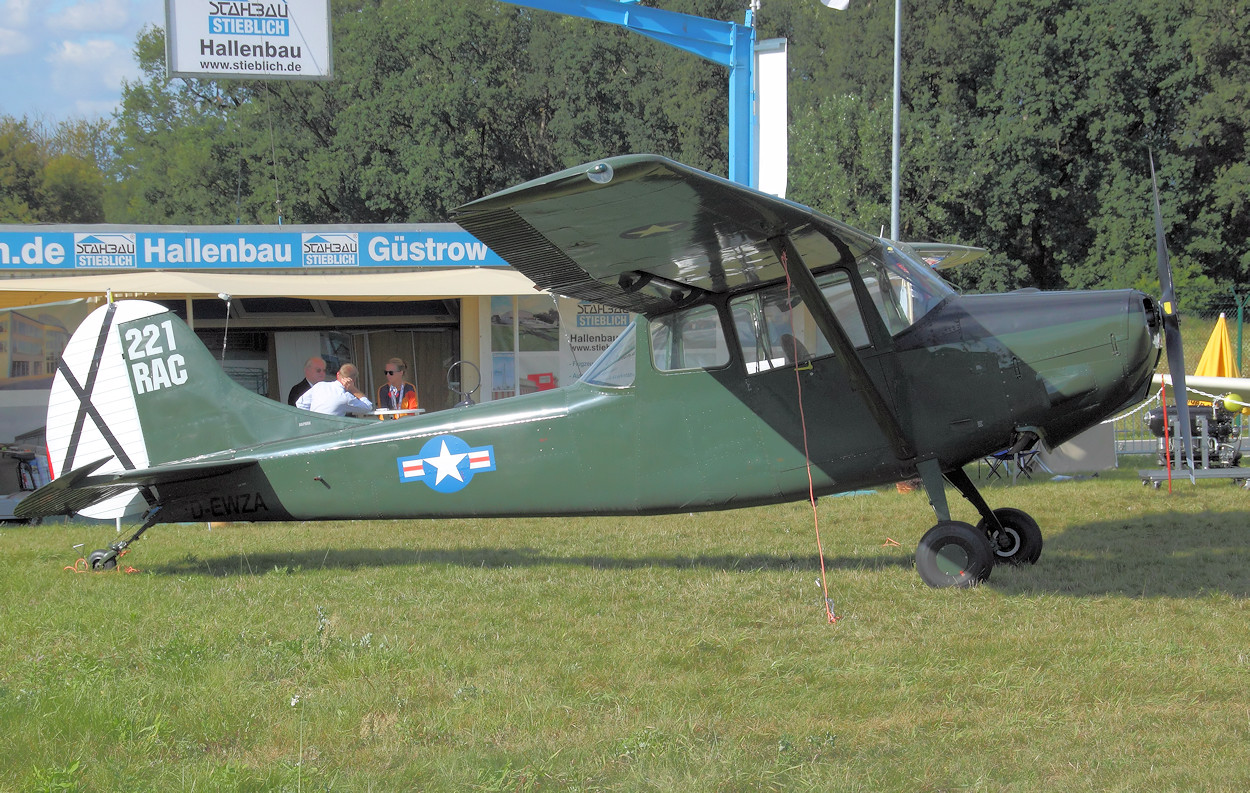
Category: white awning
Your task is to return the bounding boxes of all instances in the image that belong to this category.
[0,268,542,309]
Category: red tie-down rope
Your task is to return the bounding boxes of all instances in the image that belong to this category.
[781,250,839,625]
[1159,382,1174,493]
[64,548,139,574]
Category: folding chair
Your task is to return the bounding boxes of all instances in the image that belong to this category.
[981,449,1045,484]
[980,450,1012,481]
[1012,450,1037,481]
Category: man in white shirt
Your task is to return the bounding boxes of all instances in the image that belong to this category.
[296,363,374,416]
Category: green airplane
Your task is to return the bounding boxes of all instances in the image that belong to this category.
[17,154,1190,588]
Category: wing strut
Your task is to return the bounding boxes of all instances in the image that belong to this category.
[770,235,915,461]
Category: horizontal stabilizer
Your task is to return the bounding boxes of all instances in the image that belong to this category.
[15,457,116,518]
[16,457,257,519]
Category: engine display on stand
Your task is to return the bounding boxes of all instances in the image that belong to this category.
[1146,400,1243,468]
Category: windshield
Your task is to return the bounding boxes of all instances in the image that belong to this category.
[578,321,637,387]
[877,243,956,325]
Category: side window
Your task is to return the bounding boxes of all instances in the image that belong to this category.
[650,304,730,372]
[731,287,835,373]
[731,269,872,375]
[579,321,637,387]
[819,270,870,348]
[731,299,776,374]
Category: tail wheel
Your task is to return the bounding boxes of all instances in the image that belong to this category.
[976,507,1043,566]
[87,549,117,571]
[916,521,994,588]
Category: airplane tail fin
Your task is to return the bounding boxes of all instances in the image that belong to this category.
[46,300,356,519]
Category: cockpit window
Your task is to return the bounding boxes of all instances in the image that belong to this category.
[730,243,955,375]
[855,257,911,337]
[579,321,637,387]
[650,304,731,372]
[731,270,865,373]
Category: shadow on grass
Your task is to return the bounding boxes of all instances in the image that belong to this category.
[990,510,1250,598]
[149,546,913,578]
[143,511,1250,598]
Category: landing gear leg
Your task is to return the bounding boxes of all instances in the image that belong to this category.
[914,460,993,588]
[86,507,162,571]
[945,468,1043,566]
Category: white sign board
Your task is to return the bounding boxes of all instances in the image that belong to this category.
[166,0,333,81]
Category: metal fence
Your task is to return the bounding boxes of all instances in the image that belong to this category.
[1109,365,1250,466]
[224,366,269,396]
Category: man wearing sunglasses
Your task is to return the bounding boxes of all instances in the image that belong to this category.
[377,357,419,419]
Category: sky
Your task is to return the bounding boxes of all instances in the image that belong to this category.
[0,0,165,124]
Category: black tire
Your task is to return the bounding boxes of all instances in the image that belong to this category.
[916,521,994,588]
[976,507,1043,566]
[88,549,117,571]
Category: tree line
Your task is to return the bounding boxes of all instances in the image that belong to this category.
[2,0,1246,308]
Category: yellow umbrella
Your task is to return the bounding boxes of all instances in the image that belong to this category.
[1195,313,1239,378]
[1191,313,1241,408]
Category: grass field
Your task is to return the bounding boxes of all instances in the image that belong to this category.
[2,464,1249,792]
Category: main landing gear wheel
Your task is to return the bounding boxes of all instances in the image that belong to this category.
[977,507,1042,566]
[87,549,117,570]
[916,521,994,588]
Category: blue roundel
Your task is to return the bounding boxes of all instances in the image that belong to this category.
[396,434,496,494]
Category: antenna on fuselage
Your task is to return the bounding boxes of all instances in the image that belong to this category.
[218,293,231,368]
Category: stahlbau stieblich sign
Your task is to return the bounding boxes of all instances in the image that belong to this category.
[165,0,333,81]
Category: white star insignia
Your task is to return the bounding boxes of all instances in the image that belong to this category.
[621,221,687,239]
[426,440,467,485]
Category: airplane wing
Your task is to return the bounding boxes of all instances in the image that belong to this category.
[455,154,881,315]
[15,457,258,519]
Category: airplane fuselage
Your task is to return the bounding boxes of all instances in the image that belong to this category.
[147,286,1158,525]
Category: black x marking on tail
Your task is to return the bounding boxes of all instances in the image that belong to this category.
[56,303,156,507]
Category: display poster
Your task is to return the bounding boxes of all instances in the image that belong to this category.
[557,298,632,384]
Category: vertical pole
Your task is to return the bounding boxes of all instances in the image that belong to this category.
[728,11,757,187]
[889,0,902,240]
[1233,287,1246,376]
[1233,287,1246,432]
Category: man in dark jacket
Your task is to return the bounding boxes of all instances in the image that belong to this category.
[287,356,326,406]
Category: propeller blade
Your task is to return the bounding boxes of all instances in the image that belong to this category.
[1150,152,1194,478]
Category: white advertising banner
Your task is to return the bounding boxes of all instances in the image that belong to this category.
[166,0,333,81]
